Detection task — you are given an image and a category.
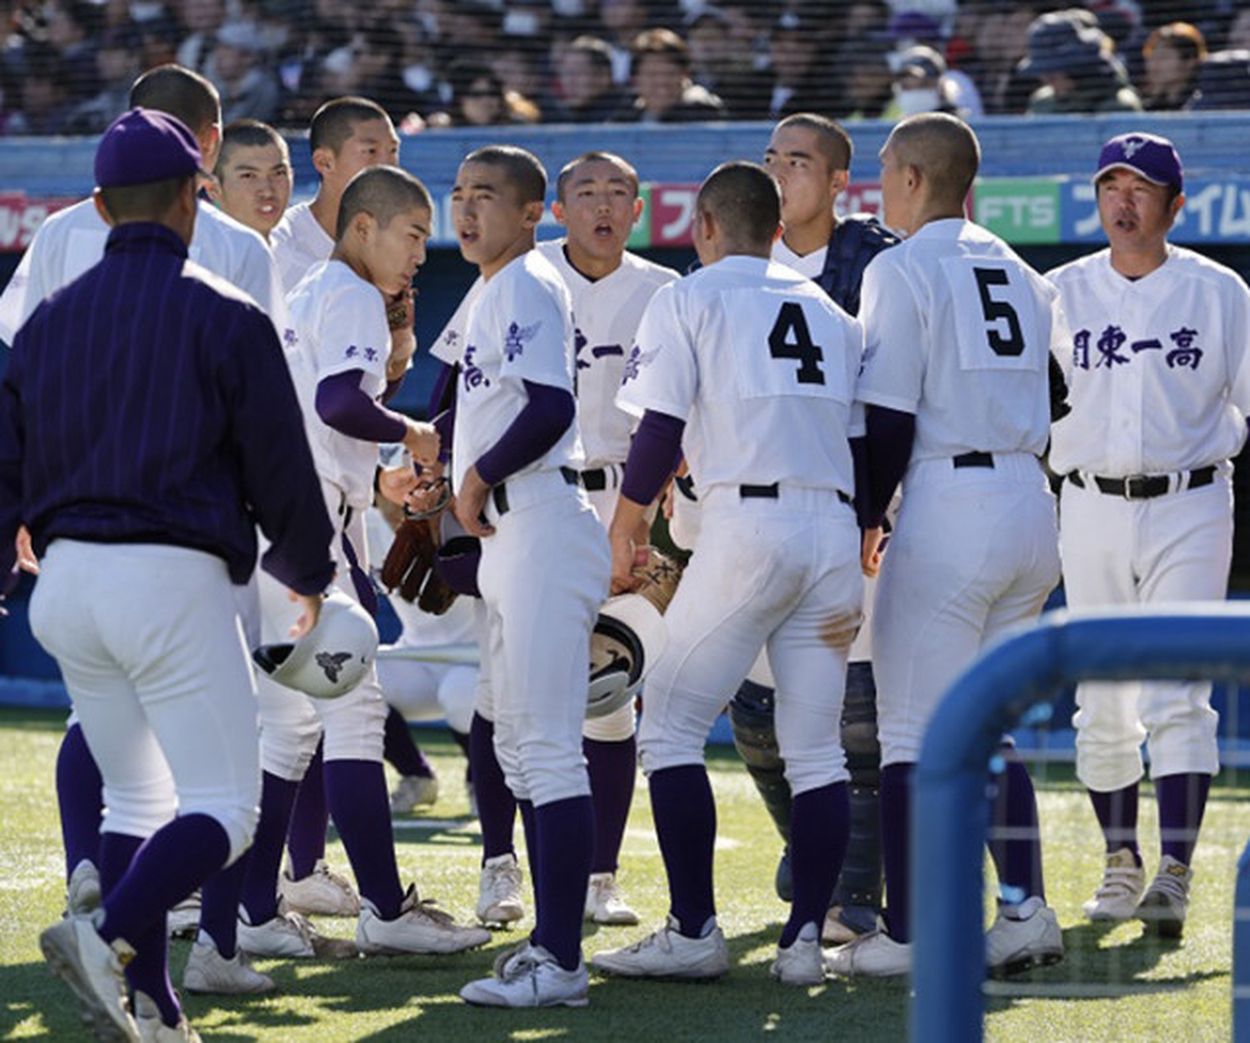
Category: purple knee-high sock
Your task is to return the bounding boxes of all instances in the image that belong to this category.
[1155,772,1212,867]
[241,771,299,924]
[585,736,637,875]
[57,723,103,880]
[384,705,435,778]
[198,852,249,957]
[469,713,517,863]
[451,728,471,788]
[99,833,180,1028]
[781,782,850,948]
[324,759,404,919]
[532,795,594,971]
[880,762,914,943]
[1089,783,1141,863]
[286,741,328,881]
[987,756,1046,905]
[518,799,539,901]
[648,764,717,938]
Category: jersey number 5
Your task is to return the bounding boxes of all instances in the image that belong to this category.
[973,267,1024,357]
[768,302,825,384]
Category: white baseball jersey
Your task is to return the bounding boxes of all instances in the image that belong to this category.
[431,250,583,493]
[1048,245,1250,476]
[618,255,860,495]
[271,200,334,294]
[285,259,390,508]
[772,238,827,281]
[537,240,678,467]
[0,197,282,344]
[856,218,1063,461]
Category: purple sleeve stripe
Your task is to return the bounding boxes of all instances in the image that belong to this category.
[620,409,685,505]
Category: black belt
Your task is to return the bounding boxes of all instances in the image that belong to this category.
[674,474,698,502]
[739,482,851,506]
[1068,466,1215,500]
[579,466,612,492]
[953,451,994,469]
[491,467,578,516]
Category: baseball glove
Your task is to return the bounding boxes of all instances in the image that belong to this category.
[380,517,459,614]
[631,547,683,615]
[385,287,415,331]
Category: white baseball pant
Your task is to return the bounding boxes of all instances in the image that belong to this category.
[376,652,476,734]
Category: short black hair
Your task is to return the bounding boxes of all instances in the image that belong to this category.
[556,151,640,202]
[463,145,547,205]
[774,113,853,171]
[336,165,433,241]
[567,35,614,74]
[216,119,287,177]
[309,96,392,156]
[697,161,780,249]
[99,175,193,223]
[887,112,980,207]
[129,64,220,136]
[631,27,691,72]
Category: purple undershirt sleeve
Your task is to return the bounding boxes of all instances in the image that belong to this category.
[620,410,686,506]
[863,404,916,528]
[429,363,456,464]
[315,369,408,444]
[474,380,575,487]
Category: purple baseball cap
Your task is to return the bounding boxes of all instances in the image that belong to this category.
[94,107,209,189]
[1094,132,1183,193]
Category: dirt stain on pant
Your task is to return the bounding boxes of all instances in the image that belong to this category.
[821,610,863,651]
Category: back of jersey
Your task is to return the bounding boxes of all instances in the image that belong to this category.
[620,254,860,497]
[857,218,1058,462]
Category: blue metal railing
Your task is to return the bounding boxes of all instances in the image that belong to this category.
[911,603,1250,1042]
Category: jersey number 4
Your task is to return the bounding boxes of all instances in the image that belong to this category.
[973,267,1024,357]
[768,302,825,384]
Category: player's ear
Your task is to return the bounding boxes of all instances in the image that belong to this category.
[521,199,544,229]
[1168,192,1185,223]
[631,195,644,224]
[353,210,376,242]
[204,175,223,204]
[312,146,335,179]
[551,199,567,226]
[92,188,117,228]
[830,168,850,197]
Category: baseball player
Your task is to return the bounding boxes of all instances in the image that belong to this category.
[436,145,610,1007]
[826,113,1064,979]
[0,64,287,997]
[591,160,864,987]
[1048,132,1250,938]
[726,112,898,941]
[4,108,334,1041]
[236,165,492,962]
[209,119,293,241]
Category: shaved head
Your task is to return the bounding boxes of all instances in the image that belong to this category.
[774,113,853,171]
[336,165,432,240]
[885,113,980,208]
[556,151,639,202]
[463,145,547,205]
[697,161,781,251]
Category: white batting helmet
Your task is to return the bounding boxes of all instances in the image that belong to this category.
[588,594,668,718]
[253,591,379,700]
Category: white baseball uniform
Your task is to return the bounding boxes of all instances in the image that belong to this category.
[618,255,863,795]
[433,249,609,807]
[270,200,335,294]
[857,218,1063,767]
[1049,244,1250,791]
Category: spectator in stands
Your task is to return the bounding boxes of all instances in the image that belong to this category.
[64,24,138,132]
[845,0,891,39]
[137,15,181,71]
[1020,10,1142,114]
[430,61,538,127]
[1141,22,1205,110]
[615,26,725,123]
[4,43,71,133]
[767,9,846,121]
[599,0,658,84]
[686,6,771,121]
[491,37,556,121]
[44,0,102,101]
[554,34,627,122]
[210,20,280,123]
[841,34,895,120]
[174,0,225,75]
[970,0,1040,115]
[390,20,444,121]
[887,44,975,118]
[1186,49,1250,112]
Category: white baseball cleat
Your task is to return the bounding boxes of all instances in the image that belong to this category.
[279,860,361,917]
[584,872,639,926]
[182,939,275,995]
[1136,855,1193,939]
[770,922,826,986]
[66,859,102,918]
[237,901,357,960]
[133,992,202,1042]
[823,930,911,978]
[39,913,138,1042]
[477,853,525,927]
[590,915,730,980]
[389,774,440,815]
[986,896,1064,977]
[1082,848,1145,922]
[357,884,491,955]
[460,941,589,1008]
[166,891,200,940]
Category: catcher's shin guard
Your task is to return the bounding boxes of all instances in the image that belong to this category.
[728,680,792,844]
[832,662,883,923]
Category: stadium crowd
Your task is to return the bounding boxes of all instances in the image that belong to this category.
[0,0,1248,136]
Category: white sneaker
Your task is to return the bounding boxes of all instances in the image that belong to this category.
[166,891,200,940]
[390,774,440,815]
[39,913,139,1042]
[134,992,201,1042]
[1137,855,1193,939]
[357,884,491,955]
[279,860,361,917]
[770,923,826,986]
[182,938,275,995]
[590,915,730,980]
[821,905,869,946]
[66,860,102,918]
[584,872,639,926]
[477,853,525,927]
[986,896,1064,977]
[1082,848,1145,922]
[823,930,911,978]
[460,941,589,1008]
[237,901,357,960]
